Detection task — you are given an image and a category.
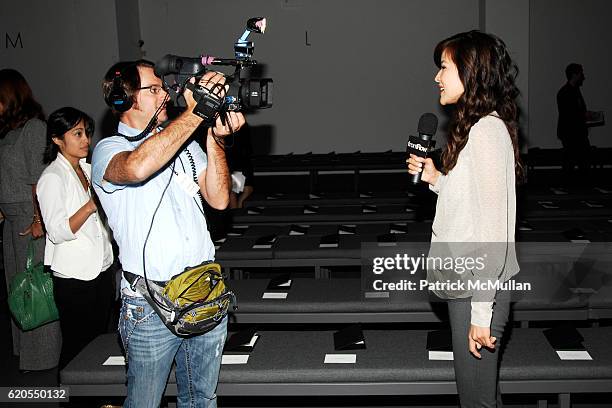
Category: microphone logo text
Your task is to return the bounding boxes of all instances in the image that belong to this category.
[407,141,428,153]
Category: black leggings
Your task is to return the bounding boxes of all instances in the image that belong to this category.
[53,270,114,369]
[447,289,511,408]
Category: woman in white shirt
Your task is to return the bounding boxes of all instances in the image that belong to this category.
[37,107,114,369]
[408,31,523,407]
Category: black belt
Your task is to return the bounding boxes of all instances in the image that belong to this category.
[123,271,168,288]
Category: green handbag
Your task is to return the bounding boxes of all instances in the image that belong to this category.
[8,240,59,331]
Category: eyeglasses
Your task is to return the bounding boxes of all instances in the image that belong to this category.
[138,85,165,95]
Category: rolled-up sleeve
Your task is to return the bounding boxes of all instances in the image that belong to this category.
[91,137,130,194]
[188,140,208,180]
[37,172,77,244]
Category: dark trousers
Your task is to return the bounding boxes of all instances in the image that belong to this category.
[448,289,511,408]
[53,269,114,369]
[560,136,591,181]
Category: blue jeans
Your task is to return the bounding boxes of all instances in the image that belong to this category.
[119,294,227,408]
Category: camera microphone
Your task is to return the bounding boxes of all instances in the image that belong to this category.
[154,55,246,79]
[154,55,205,77]
[407,113,438,184]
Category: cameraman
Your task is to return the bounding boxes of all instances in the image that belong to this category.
[92,59,244,407]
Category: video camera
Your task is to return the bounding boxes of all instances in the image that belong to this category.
[154,17,273,126]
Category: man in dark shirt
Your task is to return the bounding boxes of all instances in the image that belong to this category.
[557,63,589,179]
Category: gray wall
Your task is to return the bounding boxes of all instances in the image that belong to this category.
[485,0,530,150]
[1,0,609,153]
[529,0,612,149]
[139,0,479,154]
[0,0,119,143]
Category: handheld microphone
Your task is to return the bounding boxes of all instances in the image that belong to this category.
[408,113,438,184]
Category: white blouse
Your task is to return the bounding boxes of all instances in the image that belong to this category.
[429,113,519,327]
[37,153,113,280]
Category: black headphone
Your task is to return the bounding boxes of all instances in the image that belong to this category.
[105,70,132,112]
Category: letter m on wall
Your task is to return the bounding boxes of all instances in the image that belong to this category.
[6,32,23,48]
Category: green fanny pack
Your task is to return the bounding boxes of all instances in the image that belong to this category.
[125,262,236,337]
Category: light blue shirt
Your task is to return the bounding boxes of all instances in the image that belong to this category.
[91,122,214,290]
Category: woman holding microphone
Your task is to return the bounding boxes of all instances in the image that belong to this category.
[407,31,522,407]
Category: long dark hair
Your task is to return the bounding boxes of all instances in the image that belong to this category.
[434,30,524,181]
[0,69,45,138]
[44,107,94,164]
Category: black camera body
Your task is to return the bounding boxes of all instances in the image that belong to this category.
[155,18,272,125]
